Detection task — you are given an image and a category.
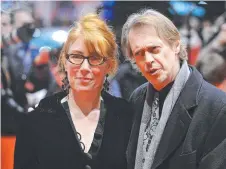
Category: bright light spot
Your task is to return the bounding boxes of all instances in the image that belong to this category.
[52,30,68,43]
[39,46,51,53]
[33,28,41,38]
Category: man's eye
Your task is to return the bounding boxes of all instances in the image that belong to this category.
[153,47,160,54]
[134,50,144,57]
[148,47,160,54]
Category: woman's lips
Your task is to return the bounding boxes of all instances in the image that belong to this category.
[76,77,93,80]
[75,77,93,83]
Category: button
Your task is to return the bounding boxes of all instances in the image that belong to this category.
[92,139,99,147]
[84,165,91,169]
[85,153,92,161]
[142,158,145,163]
[80,142,85,151]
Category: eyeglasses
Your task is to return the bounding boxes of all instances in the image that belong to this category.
[66,53,107,66]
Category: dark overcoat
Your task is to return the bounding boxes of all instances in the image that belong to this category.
[127,67,226,169]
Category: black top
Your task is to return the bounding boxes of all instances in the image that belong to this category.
[61,100,106,163]
[146,82,174,117]
[14,91,133,169]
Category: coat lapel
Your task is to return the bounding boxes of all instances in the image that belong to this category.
[37,92,83,151]
[127,84,147,169]
[151,100,193,169]
[152,67,202,169]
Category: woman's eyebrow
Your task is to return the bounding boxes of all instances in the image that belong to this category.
[69,50,83,54]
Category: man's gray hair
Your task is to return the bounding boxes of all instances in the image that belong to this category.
[121,8,187,61]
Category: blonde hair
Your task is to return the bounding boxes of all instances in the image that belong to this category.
[58,14,118,77]
[121,9,187,61]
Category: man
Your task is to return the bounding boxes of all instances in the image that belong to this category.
[196,23,226,91]
[1,11,13,35]
[121,9,226,169]
[6,7,35,108]
[109,60,147,100]
[1,11,25,169]
[1,11,25,135]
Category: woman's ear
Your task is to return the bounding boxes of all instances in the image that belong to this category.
[107,65,111,74]
[63,57,68,72]
[105,60,112,74]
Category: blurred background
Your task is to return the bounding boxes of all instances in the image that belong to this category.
[1,1,226,169]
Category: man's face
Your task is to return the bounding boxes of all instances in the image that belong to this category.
[1,13,12,35]
[128,25,180,90]
[14,11,34,28]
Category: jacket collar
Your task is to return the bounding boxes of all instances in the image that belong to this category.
[36,90,120,116]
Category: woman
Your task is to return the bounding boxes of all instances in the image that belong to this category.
[14,14,133,169]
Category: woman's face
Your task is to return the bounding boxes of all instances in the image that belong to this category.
[64,35,110,93]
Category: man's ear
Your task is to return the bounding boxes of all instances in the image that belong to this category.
[174,40,180,54]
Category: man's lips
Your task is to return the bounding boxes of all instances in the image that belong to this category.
[149,68,161,75]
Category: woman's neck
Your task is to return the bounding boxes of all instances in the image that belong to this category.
[68,90,101,116]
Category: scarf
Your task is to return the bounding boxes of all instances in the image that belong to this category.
[135,60,190,169]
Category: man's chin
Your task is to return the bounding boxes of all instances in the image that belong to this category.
[147,75,167,86]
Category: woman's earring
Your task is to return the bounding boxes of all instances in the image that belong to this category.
[103,74,109,91]
[62,75,70,94]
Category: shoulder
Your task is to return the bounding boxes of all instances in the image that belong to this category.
[102,91,131,108]
[199,80,226,107]
[26,92,66,118]
[198,81,226,129]
[102,91,133,116]
[129,82,148,103]
[197,82,226,159]
[191,69,226,126]
[38,91,66,107]
[188,66,226,106]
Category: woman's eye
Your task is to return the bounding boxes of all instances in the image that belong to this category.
[71,54,83,59]
[90,56,99,60]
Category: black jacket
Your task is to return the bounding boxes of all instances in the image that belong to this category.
[113,61,147,100]
[127,67,226,169]
[14,91,133,169]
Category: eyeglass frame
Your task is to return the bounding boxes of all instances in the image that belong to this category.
[65,53,107,66]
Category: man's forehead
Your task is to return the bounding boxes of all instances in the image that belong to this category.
[14,11,33,26]
[129,26,162,43]
[1,13,11,22]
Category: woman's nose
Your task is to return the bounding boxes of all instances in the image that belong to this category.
[80,59,91,75]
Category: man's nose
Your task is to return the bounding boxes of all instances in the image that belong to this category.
[144,51,154,71]
[144,51,155,63]
[80,59,91,75]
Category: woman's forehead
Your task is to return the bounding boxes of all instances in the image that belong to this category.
[68,36,88,54]
[70,43,107,58]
